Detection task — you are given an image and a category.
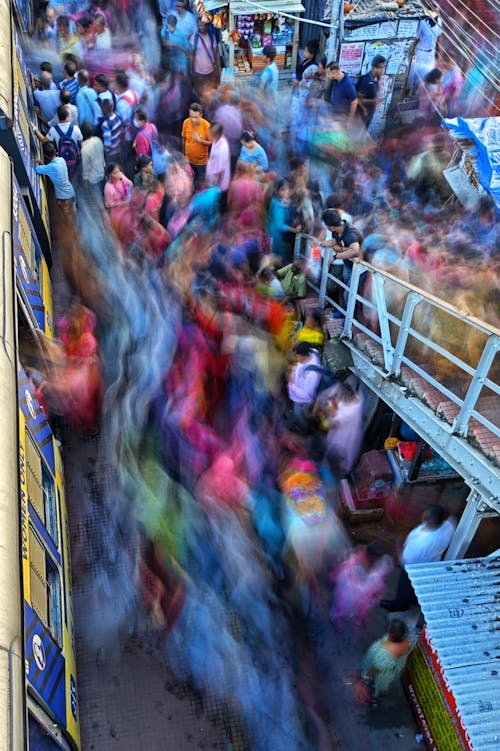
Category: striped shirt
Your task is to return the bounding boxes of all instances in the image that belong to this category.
[59,76,80,104]
[101,112,124,156]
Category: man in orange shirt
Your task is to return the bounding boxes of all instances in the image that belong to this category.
[181,102,211,186]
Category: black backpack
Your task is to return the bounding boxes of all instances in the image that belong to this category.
[55,124,80,178]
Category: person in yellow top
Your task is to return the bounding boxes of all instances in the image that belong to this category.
[296,309,325,350]
[181,103,211,186]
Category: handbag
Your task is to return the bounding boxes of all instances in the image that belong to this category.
[352,673,373,705]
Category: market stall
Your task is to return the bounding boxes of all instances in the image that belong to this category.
[404,556,500,751]
[323,0,436,136]
[226,1,304,76]
[442,116,500,210]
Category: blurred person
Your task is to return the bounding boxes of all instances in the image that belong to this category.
[238,131,268,173]
[76,69,98,126]
[359,619,415,701]
[160,14,190,75]
[206,122,230,194]
[294,39,319,93]
[191,19,220,94]
[99,98,124,163]
[440,54,464,117]
[356,55,386,128]
[296,308,324,349]
[267,179,302,263]
[408,135,451,204]
[104,162,134,244]
[48,88,79,126]
[213,89,243,170]
[227,161,265,220]
[93,73,116,123]
[287,342,321,432]
[33,304,102,430]
[181,102,211,186]
[416,67,444,123]
[381,504,456,612]
[133,107,160,160]
[134,160,165,223]
[408,14,442,91]
[115,71,140,135]
[256,267,284,300]
[94,12,112,50]
[173,0,198,40]
[155,71,196,144]
[80,121,105,190]
[324,381,364,475]
[34,71,62,125]
[35,141,75,211]
[308,56,327,100]
[330,543,392,630]
[326,62,358,123]
[45,6,58,44]
[56,16,83,61]
[258,45,279,105]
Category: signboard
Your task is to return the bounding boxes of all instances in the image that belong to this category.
[25,602,67,729]
[377,21,397,39]
[398,19,419,38]
[344,24,381,41]
[405,630,472,751]
[362,42,394,74]
[385,39,414,76]
[339,42,365,77]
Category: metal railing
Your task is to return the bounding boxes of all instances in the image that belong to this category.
[293,233,500,446]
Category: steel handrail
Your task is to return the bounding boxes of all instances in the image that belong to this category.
[293,233,500,441]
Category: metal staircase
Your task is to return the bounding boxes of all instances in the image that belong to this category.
[294,235,500,558]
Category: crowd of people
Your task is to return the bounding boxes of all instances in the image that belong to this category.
[23,1,497,747]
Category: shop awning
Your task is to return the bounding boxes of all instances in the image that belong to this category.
[230,1,305,15]
[406,556,500,751]
[442,116,500,210]
[323,0,431,23]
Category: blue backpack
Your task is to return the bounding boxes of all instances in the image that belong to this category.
[55,124,80,178]
[142,125,169,177]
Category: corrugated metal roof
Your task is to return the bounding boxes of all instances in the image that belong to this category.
[406,556,500,751]
[323,0,431,23]
[230,1,305,15]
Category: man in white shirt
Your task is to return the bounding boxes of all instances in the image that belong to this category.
[206,123,230,192]
[381,504,456,612]
[34,72,62,125]
[94,14,112,50]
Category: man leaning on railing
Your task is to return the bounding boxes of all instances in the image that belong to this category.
[315,209,365,320]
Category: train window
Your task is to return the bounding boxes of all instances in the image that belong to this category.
[46,556,63,648]
[26,433,44,523]
[29,527,48,626]
[28,525,63,647]
[42,463,58,546]
[26,431,59,545]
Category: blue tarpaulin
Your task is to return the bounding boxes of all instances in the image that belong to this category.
[442,117,500,209]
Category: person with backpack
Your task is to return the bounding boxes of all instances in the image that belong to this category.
[35,141,75,211]
[287,342,322,433]
[133,108,169,177]
[190,19,220,95]
[34,105,82,179]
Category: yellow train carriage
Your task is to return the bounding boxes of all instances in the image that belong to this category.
[0,141,80,750]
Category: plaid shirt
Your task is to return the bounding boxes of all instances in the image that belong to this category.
[59,76,80,104]
[101,112,124,156]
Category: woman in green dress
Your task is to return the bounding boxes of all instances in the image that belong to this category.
[361,619,416,698]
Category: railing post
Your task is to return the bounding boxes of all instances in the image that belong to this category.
[373,273,394,373]
[445,490,482,560]
[342,262,362,339]
[390,291,421,377]
[318,245,330,310]
[451,335,499,437]
[293,232,302,261]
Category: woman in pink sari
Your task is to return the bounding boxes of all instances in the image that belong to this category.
[104,163,134,247]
